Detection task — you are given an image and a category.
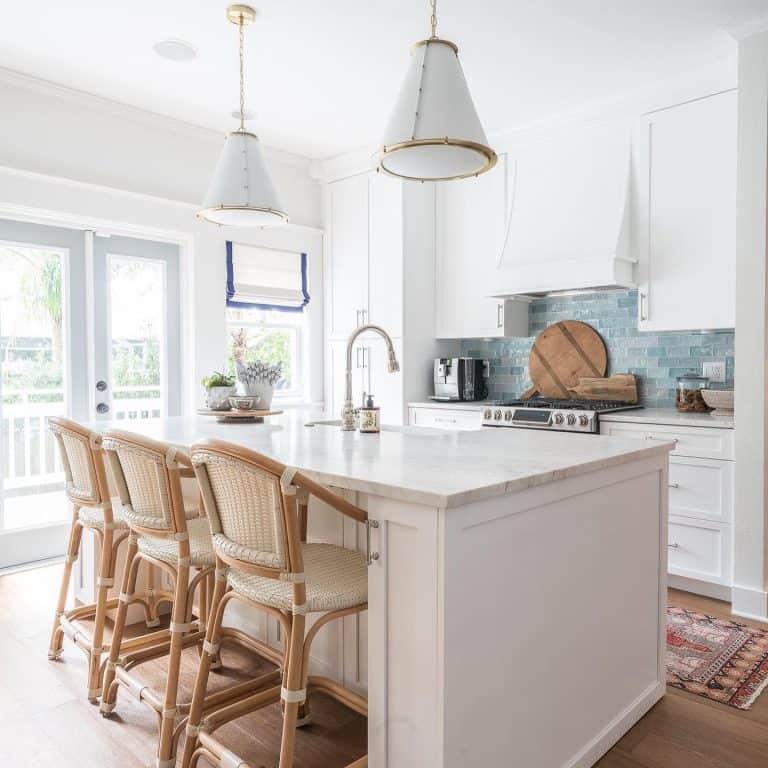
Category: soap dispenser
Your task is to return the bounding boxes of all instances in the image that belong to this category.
[359,392,380,433]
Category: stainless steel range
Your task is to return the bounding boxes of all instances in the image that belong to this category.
[482,399,643,434]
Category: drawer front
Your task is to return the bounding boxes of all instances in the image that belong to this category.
[667,516,731,586]
[668,457,733,523]
[599,421,734,459]
[408,407,483,431]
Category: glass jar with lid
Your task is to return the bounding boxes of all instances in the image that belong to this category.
[676,373,711,412]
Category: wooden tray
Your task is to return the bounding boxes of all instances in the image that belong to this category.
[197,408,283,423]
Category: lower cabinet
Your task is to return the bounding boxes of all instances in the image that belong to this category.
[599,418,734,599]
[408,405,484,430]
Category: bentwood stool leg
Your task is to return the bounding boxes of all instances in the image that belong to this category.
[145,562,161,628]
[180,571,229,768]
[278,612,307,768]
[100,536,141,714]
[86,520,116,701]
[156,561,191,768]
[48,506,82,660]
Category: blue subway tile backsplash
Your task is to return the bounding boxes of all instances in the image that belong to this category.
[461,289,734,408]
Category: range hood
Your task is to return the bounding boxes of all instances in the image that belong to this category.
[490,122,636,297]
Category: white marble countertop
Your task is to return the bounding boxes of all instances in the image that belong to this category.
[96,409,672,509]
[600,407,734,429]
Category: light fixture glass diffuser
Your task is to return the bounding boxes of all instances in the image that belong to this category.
[378,2,496,181]
[198,5,288,226]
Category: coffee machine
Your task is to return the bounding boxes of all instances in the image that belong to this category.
[432,358,490,401]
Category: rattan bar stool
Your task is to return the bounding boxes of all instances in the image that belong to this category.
[47,416,141,701]
[98,430,217,768]
[180,439,369,768]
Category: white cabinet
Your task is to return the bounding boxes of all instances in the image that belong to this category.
[325,172,405,340]
[435,155,529,339]
[634,90,737,331]
[600,417,734,599]
[327,173,369,338]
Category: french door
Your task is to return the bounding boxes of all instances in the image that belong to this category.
[0,219,181,568]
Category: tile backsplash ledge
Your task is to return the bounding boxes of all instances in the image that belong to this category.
[461,289,734,408]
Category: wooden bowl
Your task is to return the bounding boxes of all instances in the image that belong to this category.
[701,389,734,416]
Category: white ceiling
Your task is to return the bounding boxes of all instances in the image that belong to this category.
[1,0,767,160]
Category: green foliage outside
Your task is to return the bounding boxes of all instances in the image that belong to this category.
[227,326,293,389]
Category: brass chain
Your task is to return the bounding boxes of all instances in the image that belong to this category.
[430,0,438,37]
[238,14,245,131]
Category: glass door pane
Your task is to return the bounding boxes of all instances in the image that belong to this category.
[109,255,165,420]
[0,219,86,568]
[93,235,180,423]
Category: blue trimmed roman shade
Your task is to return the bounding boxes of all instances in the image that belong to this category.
[226,241,309,312]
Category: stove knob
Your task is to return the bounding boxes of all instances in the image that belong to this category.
[494,409,503,421]
[504,409,513,421]
[484,409,492,420]
[579,414,590,426]
[554,413,565,425]
[566,414,577,426]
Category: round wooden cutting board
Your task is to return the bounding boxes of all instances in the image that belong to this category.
[526,321,607,399]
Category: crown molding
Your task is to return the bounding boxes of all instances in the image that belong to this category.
[727,14,768,41]
[0,66,313,171]
[0,163,322,235]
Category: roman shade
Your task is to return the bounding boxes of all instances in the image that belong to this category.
[226,242,309,312]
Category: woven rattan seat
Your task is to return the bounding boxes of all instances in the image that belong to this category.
[77,504,128,531]
[138,516,215,568]
[227,543,367,613]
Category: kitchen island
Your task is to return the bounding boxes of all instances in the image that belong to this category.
[105,410,672,768]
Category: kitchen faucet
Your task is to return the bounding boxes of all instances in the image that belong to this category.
[341,324,400,430]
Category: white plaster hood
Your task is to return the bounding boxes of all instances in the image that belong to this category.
[490,121,636,296]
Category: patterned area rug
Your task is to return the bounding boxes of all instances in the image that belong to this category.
[667,606,768,709]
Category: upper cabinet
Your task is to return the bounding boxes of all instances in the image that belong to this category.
[325,173,404,339]
[634,90,737,331]
[435,155,529,339]
[327,173,369,338]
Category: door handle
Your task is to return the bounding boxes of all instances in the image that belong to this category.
[497,303,504,329]
[639,291,648,321]
[366,519,380,565]
[96,403,110,415]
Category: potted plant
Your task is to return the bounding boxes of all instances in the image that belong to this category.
[235,360,282,409]
[201,371,236,411]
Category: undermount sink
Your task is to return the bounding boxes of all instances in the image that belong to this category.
[304,419,446,436]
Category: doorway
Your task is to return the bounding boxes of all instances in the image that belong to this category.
[0,219,181,568]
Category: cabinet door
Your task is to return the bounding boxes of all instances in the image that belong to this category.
[368,173,403,336]
[435,157,510,339]
[635,90,736,331]
[365,336,404,425]
[327,174,369,338]
[326,338,366,418]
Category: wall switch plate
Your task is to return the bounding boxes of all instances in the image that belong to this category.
[703,360,726,383]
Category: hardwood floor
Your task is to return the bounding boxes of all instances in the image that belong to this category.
[2,566,767,767]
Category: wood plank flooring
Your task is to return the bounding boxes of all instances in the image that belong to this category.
[2,566,766,767]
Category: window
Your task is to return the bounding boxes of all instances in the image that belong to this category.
[226,307,303,397]
[225,242,310,400]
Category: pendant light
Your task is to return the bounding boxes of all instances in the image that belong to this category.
[378,0,496,181]
[197,5,288,226]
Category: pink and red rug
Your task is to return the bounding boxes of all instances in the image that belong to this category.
[667,606,768,709]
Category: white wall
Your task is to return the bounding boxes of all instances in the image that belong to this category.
[0,70,324,411]
[732,28,768,620]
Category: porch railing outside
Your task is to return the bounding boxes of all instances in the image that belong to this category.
[2,385,162,493]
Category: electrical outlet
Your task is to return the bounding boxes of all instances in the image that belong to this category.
[703,360,726,384]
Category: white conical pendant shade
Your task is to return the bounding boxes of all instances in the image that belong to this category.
[378,38,496,181]
[198,130,288,226]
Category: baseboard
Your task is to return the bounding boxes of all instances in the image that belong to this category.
[566,680,665,768]
[731,584,768,623]
[668,574,732,602]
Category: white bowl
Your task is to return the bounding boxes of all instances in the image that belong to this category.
[228,395,262,412]
[701,389,734,416]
